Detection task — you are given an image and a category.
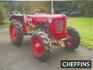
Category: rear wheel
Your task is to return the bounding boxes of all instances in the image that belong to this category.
[9,19,23,46]
[31,30,50,61]
[64,27,80,50]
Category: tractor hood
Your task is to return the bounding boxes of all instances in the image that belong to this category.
[32,14,66,17]
[26,14,67,24]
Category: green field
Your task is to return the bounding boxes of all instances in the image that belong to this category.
[68,17,93,48]
[4,18,10,28]
[3,17,93,48]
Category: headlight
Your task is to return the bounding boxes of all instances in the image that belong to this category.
[48,18,53,23]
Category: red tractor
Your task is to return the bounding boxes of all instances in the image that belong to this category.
[9,11,80,61]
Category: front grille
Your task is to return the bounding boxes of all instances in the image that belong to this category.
[55,20,64,32]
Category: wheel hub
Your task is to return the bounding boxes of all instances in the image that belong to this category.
[35,43,41,49]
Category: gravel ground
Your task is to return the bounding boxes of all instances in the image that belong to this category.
[0,31,93,70]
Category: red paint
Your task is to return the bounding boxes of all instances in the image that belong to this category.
[9,13,67,39]
[9,24,16,41]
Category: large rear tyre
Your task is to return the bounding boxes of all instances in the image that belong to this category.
[64,27,80,50]
[9,19,23,46]
[31,30,50,61]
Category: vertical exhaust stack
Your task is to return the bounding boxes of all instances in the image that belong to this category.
[51,0,54,14]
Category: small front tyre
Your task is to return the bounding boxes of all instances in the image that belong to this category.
[31,30,50,61]
[64,27,80,50]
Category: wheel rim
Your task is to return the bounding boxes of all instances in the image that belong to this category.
[65,34,74,47]
[66,40,73,47]
[32,36,44,57]
[10,24,16,41]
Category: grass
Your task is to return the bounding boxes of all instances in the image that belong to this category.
[2,17,93,48]
[4,18,10,28]
[68,17,93,48]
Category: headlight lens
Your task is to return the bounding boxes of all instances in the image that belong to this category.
[48,18,53,23]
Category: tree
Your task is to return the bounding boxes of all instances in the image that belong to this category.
[20,1,50,13]
[0,2,6,25]
[81,1,93,17]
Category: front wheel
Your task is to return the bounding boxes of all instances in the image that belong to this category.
[64,27,80,50]
[31,30,50,61]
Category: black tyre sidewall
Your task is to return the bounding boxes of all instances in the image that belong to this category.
[64,27,80,50]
